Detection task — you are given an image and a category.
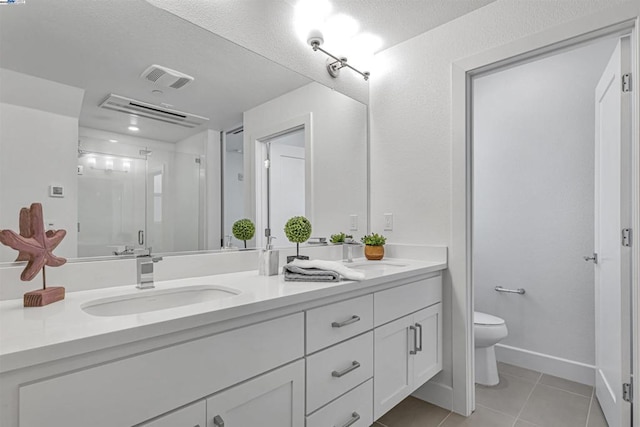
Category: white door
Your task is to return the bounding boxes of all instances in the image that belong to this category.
[269,137,305,247]
[594,36,632,427]
[374,314,414,419]
[206,360,304,427]
[412,303,443,387]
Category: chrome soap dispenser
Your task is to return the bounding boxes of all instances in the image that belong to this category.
[259,236,279,276]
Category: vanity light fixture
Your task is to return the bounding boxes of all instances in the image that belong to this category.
[307,31,370,81]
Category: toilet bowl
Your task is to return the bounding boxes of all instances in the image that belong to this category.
[474,311,508,386]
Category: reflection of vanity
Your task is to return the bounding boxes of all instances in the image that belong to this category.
[0,259,445,427]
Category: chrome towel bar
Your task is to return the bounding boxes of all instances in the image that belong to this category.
[495,286,525,295]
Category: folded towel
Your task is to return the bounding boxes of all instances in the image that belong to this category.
[288,259,365,281]
[282,264,340,282]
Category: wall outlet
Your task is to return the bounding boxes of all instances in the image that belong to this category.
[384,213,393,230]
[349,214,358,231]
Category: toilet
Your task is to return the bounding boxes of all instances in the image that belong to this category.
[474,311,508,386]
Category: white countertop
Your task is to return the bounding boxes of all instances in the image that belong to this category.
[0,258,446,373]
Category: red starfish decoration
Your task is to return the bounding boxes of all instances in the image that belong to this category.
[0,203,67,282]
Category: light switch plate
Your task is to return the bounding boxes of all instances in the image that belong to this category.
[349,214,358,231]
[384,213,393,230]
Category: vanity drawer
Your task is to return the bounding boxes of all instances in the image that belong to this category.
[306,331,373,413]
[306,378,373,427]
[374,275,442,326]
[306,294,373,354]
[19,313,304,427]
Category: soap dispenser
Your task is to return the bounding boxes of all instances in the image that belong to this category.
[259,236,279,276]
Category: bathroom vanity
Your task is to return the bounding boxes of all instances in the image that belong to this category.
[0,258,445,427]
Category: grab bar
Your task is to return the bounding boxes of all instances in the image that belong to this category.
[495,286,525,295]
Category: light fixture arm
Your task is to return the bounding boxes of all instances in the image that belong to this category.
[309,40,370,81]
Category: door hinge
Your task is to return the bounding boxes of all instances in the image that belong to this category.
[622,73,632,92]
[622,228,632,247]
[623,381,633,403]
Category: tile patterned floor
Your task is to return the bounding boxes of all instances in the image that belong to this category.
[371,362,609,427]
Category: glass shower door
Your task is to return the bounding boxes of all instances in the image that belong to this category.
[77,152,146,257]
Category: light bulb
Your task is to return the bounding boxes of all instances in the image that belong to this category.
[295,0,332,45]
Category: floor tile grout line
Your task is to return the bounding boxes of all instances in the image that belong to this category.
[535,381,594,399]
[437,411,454,427]
[474,402,519,421]
[585,388,595,427]
[512,375,540,425]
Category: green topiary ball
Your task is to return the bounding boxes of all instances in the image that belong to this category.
[232,218,255,242]
[284,216,312,244]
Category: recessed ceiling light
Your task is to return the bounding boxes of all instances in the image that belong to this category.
[128,126,139,132]
[152,89,163,95]
[109,139,118,143]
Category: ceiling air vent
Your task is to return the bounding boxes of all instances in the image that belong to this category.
[99,94,209,128]
[140,64,194,89]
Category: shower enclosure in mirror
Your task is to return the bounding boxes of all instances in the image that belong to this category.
[0,0,368,263]
[77,129,205,257]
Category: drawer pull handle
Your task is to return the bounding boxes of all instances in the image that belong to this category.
[335,411,360,427]
[415,322,423,352]
[409,325,418,355]
[332,315,361,328]
[213,415,225,427]
[332,360,360,378]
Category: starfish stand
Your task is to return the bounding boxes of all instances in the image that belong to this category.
[0,203,67,307]
[23,267,65,307]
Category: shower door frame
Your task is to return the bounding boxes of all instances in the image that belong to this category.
[450,4,640,418]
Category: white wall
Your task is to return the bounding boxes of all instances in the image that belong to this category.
[474,39,616,372]
[0,70,84,262]
[244,82,367,248]
[370,0,634,412]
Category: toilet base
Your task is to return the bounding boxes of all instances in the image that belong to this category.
[475,346,499,386]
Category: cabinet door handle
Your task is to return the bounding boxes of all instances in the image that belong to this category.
[332,360,360,378]
[409,325,418,355]
[332,315,361,328]
[415,322,423,352]
[335,411,361,427]
[213,415,225,427]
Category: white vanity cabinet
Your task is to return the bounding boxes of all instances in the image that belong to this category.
[5,267,445,427]
[373,276,443,420]
[18,313,304,427]
[304,273,443,425]
[206,360,305,427]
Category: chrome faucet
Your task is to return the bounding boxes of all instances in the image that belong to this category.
[135,248,163,289]
[342,237,362,263]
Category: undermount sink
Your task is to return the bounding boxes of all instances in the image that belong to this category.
[347,261,407,270]
[81,285,241,317]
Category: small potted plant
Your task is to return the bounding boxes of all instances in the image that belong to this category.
[232,218,255,249]
[330,232,347,244]
[284,216,312,263]
[361,233,387,260]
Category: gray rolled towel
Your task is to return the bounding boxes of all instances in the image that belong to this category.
[282,264,340,282]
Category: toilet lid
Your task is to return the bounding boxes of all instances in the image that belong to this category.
[474,311,505,326]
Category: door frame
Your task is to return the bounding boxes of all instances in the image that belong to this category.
[451,4,640,417]
[247,113,313,249]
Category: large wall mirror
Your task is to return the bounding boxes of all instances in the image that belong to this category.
[0,0,368,262]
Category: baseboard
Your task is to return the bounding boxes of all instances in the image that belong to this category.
[411,380,454,411]
[495,344,595,386]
